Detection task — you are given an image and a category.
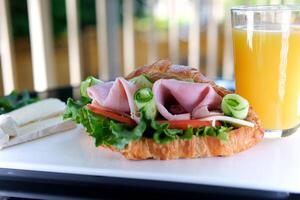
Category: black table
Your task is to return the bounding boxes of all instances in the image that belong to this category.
[0,168,297,200]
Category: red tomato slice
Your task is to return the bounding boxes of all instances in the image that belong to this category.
[87,104,220,129]
[86,104,137,126]
[157,119,221,130]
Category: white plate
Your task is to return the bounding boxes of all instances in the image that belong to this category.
[0,126,299,193]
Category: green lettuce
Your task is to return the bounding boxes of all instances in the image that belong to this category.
[64,96,233,149]
[194,126,233,143]
[63,97,146,149]
[129,74,153,88]
[80,76,103,98]
[152,122,181,144]
[134,88,157,121]
[221,94,249,119]
[151,120,232,144]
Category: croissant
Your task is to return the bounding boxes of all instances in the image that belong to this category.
[102,60,264,160]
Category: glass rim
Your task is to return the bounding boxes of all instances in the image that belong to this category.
[231,5,300,12]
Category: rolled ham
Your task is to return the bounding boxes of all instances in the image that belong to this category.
[87,77,222,122]
[87,77,139,121]
[152,79,222,120]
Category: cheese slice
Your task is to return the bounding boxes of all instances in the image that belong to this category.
[2,116,76,149]
[199,115,255,128]
[8,98,66,126]
[0,115,19,136]
[0,129,9,147]
[0,98,77,149]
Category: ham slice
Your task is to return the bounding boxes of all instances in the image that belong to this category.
[87,77,139,121]
[153,79,222,120]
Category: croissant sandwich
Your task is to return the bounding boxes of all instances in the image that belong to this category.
[64,60,264,160]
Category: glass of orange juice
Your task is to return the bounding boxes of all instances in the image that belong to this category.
[231,5,300,137]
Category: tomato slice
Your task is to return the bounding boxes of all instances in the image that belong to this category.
[87,104,220,129]
[157,119,221,130]
[86,104,137,126]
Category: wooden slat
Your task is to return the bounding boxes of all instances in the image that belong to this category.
[0,0,17,94]
[147,0,158,64]
[122,0,135,75]
[27,0,56,91]
[96,0,121,80]
[188,0,201,69]
[206,0,219,78]
[96,0,108,80]
[66,0,83,86]
[222,10,234,80]
[168,0,179,63]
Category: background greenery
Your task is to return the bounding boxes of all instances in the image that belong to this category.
[10,0,147,38]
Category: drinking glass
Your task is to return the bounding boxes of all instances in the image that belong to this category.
[231,5,300,137]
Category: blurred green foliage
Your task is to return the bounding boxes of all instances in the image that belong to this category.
[52,0,67,37]
[79,0,96,27]
[10,0,29,37]
[11,0,68,37]
[10,0,147,38]
[11,0,295,38]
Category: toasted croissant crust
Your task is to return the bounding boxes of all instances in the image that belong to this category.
[103,59,264,160]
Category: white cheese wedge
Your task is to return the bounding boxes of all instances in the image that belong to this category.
[0,129,9,147]
[0,98,77,149]
[0,115,19,136]
[8,98,65,126]
[2,116,76,149]
[199,115,255,128]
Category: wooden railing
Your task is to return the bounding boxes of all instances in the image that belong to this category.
[0,0,294,95]
[0,0,17,94]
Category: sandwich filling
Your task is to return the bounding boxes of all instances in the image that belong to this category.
[64,75,253,150]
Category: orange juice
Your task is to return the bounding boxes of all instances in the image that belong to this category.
[233,26,300,130]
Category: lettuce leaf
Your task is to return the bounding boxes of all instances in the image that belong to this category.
[80,76,103,98]
[129,74,153,88]
[63,97,91,123]
[221,94,249,119]
[152,121,181,144]
[110,118,147,149]
[64,96,233,149]
[151,120,232,144]
[179,127,194,140]
[195,126,233,143]
[134,88,157,121]
[63,97,147,149]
